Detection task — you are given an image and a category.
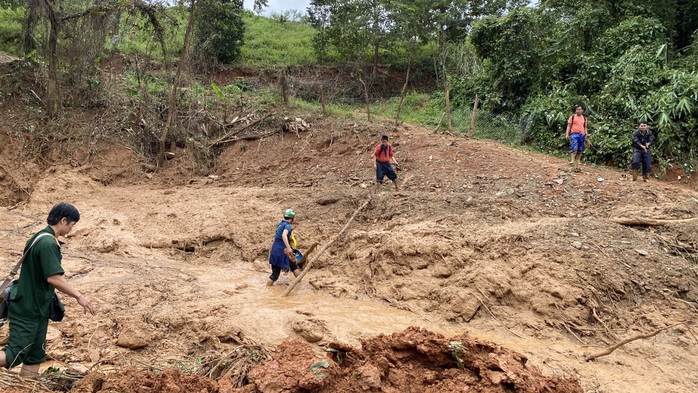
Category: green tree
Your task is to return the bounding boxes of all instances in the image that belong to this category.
[193,0,245,66]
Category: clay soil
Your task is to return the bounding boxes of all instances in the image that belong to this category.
[0,111,696,393]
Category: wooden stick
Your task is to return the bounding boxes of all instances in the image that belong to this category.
[611,217,698,226]
[592,307,619,340]
[468,95,479,138]
[282,199,370,297]
[584,323,681,361]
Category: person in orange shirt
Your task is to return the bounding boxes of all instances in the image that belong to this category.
[565,105,588,164]
[372,135,400,191]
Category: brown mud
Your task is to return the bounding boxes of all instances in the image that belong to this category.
[0,111,696,393]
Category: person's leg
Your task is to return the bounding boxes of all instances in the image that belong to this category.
[642,151,651,181]
[375,164,386,190]
[631,150,642,181]
[3,314,42,370]
[576,135,585,163]
[288,262,301,278]
[7,315,47,376]
[19,363,40,377]
[384,164,399,190]
[569,135,579,164]
[267,265,281,286]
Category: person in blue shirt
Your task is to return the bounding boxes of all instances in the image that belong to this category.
[267,209,301,286]
[631,121,654,182]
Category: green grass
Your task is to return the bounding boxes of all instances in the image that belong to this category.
[0,6,25,56]
[239,14,316,67]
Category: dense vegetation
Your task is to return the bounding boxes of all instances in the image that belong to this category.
[0,0,696,175]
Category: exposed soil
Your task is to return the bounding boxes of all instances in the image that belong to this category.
[0,109,696,393]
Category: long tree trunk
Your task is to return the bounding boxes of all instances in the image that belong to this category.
[395,38,416,125]
[22,0,40,55]
[158,0,196,170]
[41,0,60,118]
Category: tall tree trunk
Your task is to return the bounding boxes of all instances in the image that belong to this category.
[42,0,60,118]
[468,95,479,138]
[359,78,371,121]
[22,0,40,55]
[395,39,416,125]
[445,84,452,132]
[158,0,196,170]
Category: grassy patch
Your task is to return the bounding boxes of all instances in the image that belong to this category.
[239,14,315,67]
[0,6,25,56]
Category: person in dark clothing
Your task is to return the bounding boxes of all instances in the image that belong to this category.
[631,121,654,182]
[1,203,95,376]
[267,209,300,286]
[372,135,400,191]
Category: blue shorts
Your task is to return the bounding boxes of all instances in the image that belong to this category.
[569,133,586,154]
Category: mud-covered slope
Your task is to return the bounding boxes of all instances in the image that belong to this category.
[0,113,696,393]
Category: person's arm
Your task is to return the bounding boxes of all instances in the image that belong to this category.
[47,274,95,315]
[565,117,572,139]
[646,131,654,149]
[584,117,588,135]
[372,146,378,168]
[281,229,293,258]
[632,131,641,150]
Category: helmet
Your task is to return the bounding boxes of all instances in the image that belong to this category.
[284,209,296,219]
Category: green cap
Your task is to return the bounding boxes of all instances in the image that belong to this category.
[284,209,296,218]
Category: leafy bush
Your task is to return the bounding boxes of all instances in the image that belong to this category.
[193,0,245,66]
[0,6,24,55]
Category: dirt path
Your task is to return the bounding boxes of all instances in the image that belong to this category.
[0,117,696,392]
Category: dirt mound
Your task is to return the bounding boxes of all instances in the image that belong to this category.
[68,327,582,393]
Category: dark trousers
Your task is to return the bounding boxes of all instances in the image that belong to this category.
[631,149,651,175]
[376,161,397,183]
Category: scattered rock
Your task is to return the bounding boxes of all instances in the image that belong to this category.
[316,195,342,205]
[635,249,649,256]
[116,323,151,349]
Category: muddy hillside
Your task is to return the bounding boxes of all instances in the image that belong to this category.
[0,113,696,393]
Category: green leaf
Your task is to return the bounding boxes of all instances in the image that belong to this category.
[310,361,329,372]
[125,88,139,97]
[211,82,224,99]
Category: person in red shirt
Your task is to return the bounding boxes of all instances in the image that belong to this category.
[372,135,400,191]
[565,105,588,164]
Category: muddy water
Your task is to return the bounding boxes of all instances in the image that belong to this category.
[187,261,461,346]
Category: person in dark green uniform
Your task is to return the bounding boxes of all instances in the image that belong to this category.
[0,203,95,376]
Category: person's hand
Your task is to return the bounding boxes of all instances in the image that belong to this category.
[565,134,570,140]
[284,247,294,258]
[77,295,95,316]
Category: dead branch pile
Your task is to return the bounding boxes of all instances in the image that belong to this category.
[0,367,83,392]
[195,335,272,388]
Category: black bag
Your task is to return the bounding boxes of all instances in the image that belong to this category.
[0,284,11,320]
[48,293,65,322]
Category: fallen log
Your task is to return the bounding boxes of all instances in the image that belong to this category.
[584,323,682,362]
[282,199,370,297]
[611,217,698,226]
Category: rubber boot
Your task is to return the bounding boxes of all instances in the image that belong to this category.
[632,169,638,181]
[643,174,649,182]
[266,279,274,287]
[394,179,400,191]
